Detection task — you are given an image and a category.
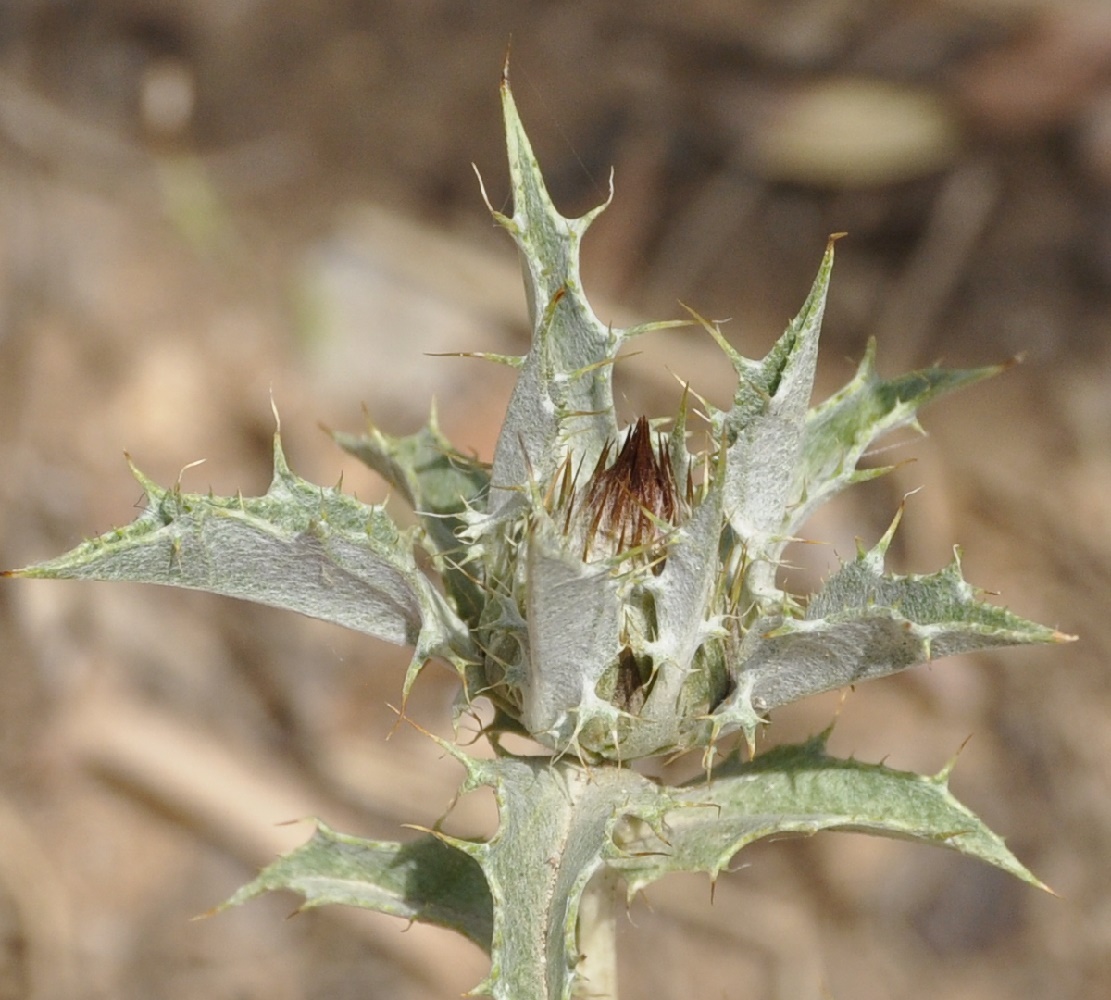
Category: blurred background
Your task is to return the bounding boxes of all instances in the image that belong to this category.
[1,1,1109,998]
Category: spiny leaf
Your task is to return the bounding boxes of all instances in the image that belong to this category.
[11,435,474,663]
[608,734,1049,896]
[220,822,493,950]
[709,238,836,605]
[484,70,621,516]
[792,341,1005,532]
[332,412,489,626]
[332,410,489,543]
[223,752,657,1000]
[735,516,1069,716]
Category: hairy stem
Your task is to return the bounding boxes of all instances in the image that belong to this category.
[576,867,620,1000]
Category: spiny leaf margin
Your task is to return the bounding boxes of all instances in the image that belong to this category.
[9,434,475,668]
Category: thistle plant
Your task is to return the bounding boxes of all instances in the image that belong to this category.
[7,69,1072,1000]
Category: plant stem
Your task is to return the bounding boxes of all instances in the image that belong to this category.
[576,867,620,1000]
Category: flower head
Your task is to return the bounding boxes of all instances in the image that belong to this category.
[20,70,1066,768]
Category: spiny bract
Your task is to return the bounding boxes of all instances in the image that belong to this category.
[345,75,1065,763]
[14,72,1067,769]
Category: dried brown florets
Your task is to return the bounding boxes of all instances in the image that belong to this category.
[578,417,678,565]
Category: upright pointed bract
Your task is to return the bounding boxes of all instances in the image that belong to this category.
[7,66,1072,1000]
